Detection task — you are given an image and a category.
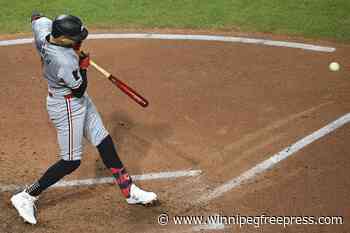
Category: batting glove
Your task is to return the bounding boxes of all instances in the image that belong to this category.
[79,51,90,69]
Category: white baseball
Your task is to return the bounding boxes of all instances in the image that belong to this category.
[329,62,340,72]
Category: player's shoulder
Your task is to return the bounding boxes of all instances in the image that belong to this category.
[59,48,78,60]
[55,48,79,66]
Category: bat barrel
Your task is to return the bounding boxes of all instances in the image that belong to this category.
[89,58,149,108]
[108,76,149,108]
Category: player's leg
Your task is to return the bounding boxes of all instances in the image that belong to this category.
[11,159,81,224]
[26,96,85,193]
[82,96,131,195]
[11,96,85,224]
[83,95,157,205]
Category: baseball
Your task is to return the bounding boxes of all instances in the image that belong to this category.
[329,62,340,72]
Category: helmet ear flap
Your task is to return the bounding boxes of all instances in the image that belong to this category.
[51,22,60,38]
[51,18,66,38]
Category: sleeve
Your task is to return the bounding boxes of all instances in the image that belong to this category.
[71,69,88,98]
[57,60,83,89]
[32,17,52,53]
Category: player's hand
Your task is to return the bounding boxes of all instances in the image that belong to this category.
[31,11,43,22]
[79,51,90,70]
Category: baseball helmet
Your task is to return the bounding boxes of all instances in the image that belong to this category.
[51,15,88,42]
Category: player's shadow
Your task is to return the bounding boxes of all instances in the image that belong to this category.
[39,187,95,210]
[94,110,173,177]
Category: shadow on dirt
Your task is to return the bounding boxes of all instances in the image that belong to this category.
[94,110,173,177]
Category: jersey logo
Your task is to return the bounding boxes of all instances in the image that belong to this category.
[72,70,80,81]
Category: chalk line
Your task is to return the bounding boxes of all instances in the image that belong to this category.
[0,33,335,52]
[0,169,202,192]
[199,113,350,203]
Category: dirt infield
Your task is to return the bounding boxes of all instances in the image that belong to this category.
[0,32,349,233]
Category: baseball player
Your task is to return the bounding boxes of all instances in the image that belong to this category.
[11,12,158,225]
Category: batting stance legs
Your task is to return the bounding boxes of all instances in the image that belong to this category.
[11,94,157,225]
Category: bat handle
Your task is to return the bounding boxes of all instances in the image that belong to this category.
[90,60,111,77]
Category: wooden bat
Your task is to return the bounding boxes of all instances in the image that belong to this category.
[89,60,149,108]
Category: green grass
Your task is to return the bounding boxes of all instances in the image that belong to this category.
[0,0,349,41]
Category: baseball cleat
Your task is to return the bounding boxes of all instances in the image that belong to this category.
[11,190,38,224]
[126,184,158,206]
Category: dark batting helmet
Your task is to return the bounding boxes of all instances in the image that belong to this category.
[51,15,88,42]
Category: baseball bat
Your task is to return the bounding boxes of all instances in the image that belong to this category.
[89,60,149,108]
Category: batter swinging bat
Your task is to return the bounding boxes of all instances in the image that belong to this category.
[89,60,149,108]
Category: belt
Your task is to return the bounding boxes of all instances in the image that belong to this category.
[48,92,74,99]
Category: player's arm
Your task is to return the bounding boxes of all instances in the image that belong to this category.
[31,12,52,52]
[71,69,88,98]
[71,52,90,98]
[58,53,90,98]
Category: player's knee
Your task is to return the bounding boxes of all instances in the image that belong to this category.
[61,159,81,174]
[92,129,109,146]
[60,147,83,161]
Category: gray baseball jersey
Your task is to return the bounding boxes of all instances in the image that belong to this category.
[32,17,83,96]
[32,17,108,161]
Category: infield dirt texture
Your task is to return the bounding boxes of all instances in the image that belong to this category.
[0,1,350,233]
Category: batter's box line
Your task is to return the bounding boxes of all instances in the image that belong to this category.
[0,169,202,193]
[198,112,350,203]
